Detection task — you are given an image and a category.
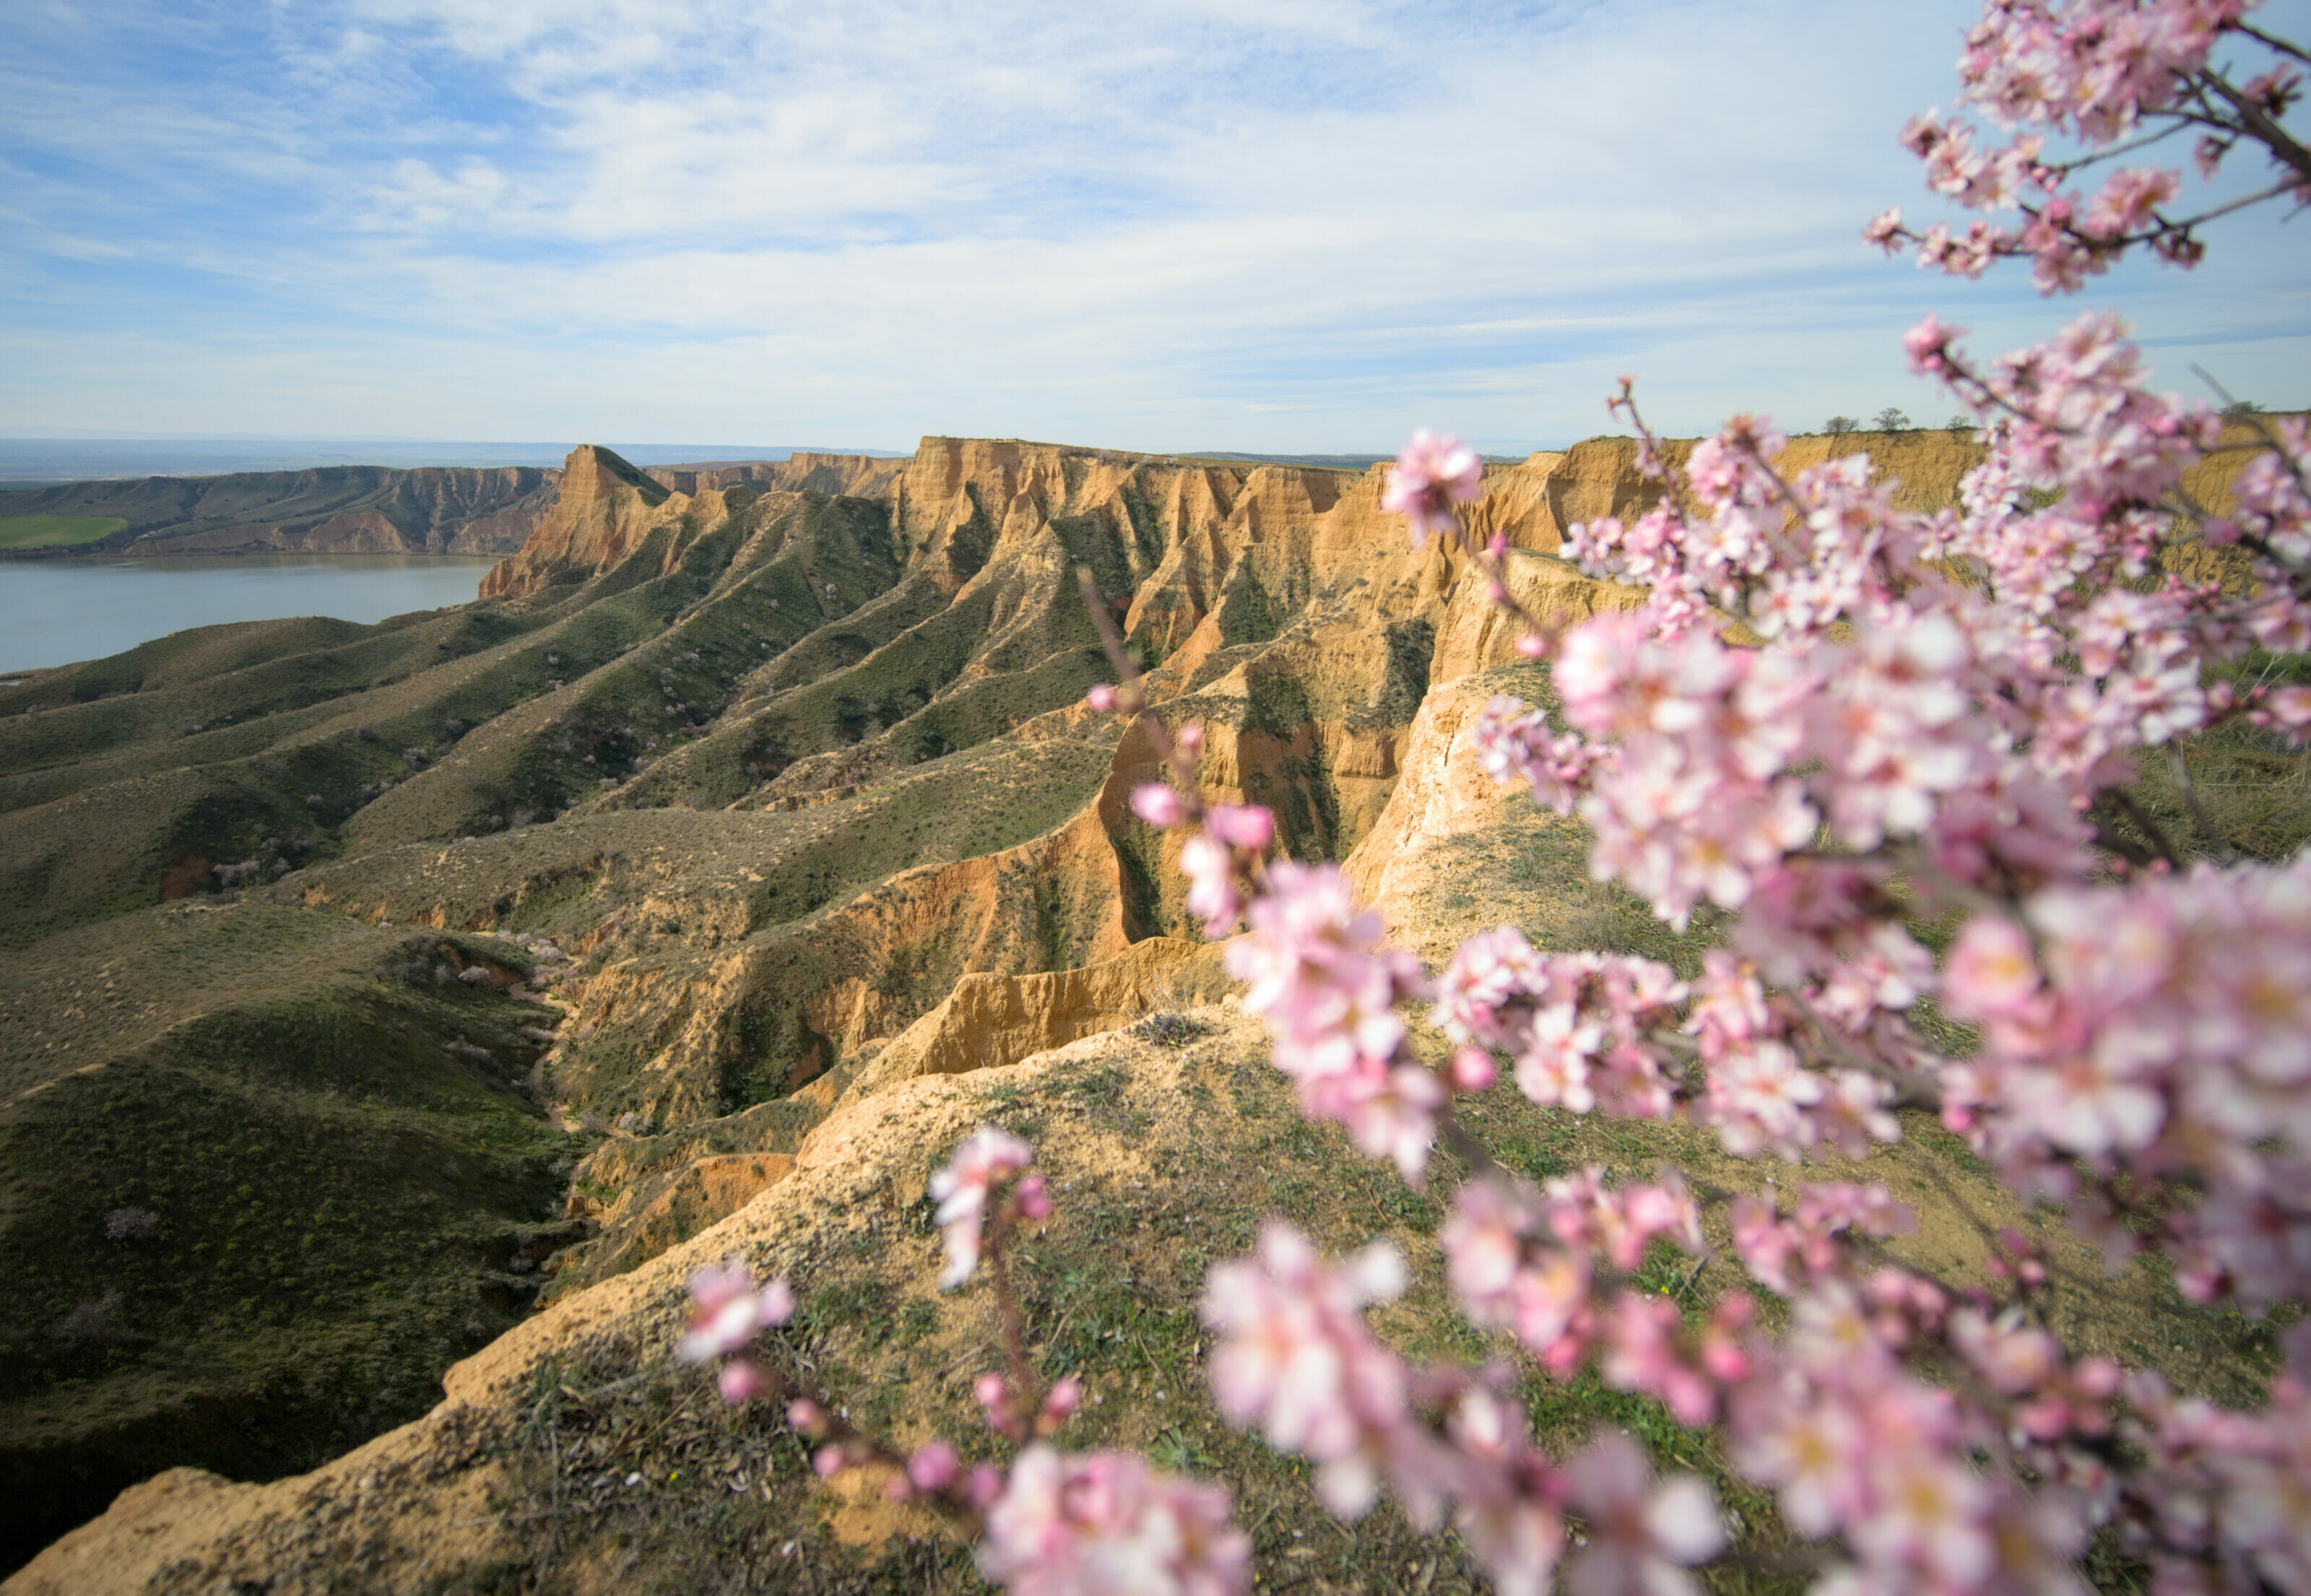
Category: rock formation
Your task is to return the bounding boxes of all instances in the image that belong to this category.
[1,421,2285,1587]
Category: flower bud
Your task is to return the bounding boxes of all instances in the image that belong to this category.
[813,1445,848,1480]
[1037,1376,1081,1434]
[1086,684,1118,713]
[967,1462,1005,1511]
[717,1358,772,1404]
[976,1371,1013,1428]
[1205,804,1273,851]
[908,1440,961,1491]
[787,1397,829,1436]
[1013,1172,1053,1220]
[1446,1046,1498,1093]
[1174,723,1204,755]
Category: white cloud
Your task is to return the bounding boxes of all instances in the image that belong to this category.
[1,0,2305,448]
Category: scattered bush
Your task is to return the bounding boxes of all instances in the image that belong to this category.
[51,1292,123,1343]
[103,1207,160,1243]
[1130,1012,1212,1049]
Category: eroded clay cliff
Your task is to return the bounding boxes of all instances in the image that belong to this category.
[10,418,2287,1586]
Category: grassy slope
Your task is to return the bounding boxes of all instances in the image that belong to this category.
[0,903,582,1569]
[0,516,127,550]
[183,998,2278,1595]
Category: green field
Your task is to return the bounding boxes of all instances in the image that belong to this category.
[0,515,128,550]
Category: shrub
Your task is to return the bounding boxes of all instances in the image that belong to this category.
[103,1207,161,1243]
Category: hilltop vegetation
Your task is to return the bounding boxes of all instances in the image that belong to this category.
[0,516,127,550]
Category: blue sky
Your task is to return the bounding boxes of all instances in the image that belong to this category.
[2,0,2305,455]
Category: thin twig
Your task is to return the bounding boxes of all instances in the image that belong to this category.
[2103,787,2185,867]
[2167,741,2240,862]
[2236,19,2311,68]
[984,1212,1041,1431]
[2195,67,2311,183]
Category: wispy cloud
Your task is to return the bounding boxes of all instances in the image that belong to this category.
[1,0,2302,451]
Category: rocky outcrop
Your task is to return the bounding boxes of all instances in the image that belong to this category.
[539,936,1236,1296]
[477,446,677,599]
[487,436,1577,636]
[838,935,1231,1099]
[1342,668,1530,935]
[1429,547,1649,682]
[646,453,908,500]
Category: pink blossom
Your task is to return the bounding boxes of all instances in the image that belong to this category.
[717,1358,773,1403]
[1229,22,2311,1589]
[1600,1294,1718,1427]
[1561,1431,1725,1596]
[1200,1221,1423,1518]
[2085,165,2181,237]
[1225,862,1436,1171]
[2252,684,2311,739]
[1447,1046,1499,1092]
[1203,804,1275,851]
[1086,684,1119,714]
[1382,430,1484,547]
[1514,1005,1602,1113]
[1131,783,1187,829]
[1730,1378,1868,1539]
[1431,924,1548,1051]
[1943,914,2042,1018]
[929,1125,1036,1288]
[1704,1040,1826,1161]
[1179,833,1243,938]
[1441,1176,1593,1358]
[678,1258,797,1364]
[1905,314,1966,374]
[908,1439,961,1493]
[1336,1063,1449,1183]
[979,1371,1018,1431]
[1471,695,1613,815]
[976,1444,1251,1596]
[1040,1376,1083,1432]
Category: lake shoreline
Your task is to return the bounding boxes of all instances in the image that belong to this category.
[0,554,503,675]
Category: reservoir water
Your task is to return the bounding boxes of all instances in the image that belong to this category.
[0,555,501,675]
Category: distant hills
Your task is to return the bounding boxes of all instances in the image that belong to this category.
[0,464,560,558]
[1184,449,1395,469]
[0,454,917,560]
[0,437,906,485]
